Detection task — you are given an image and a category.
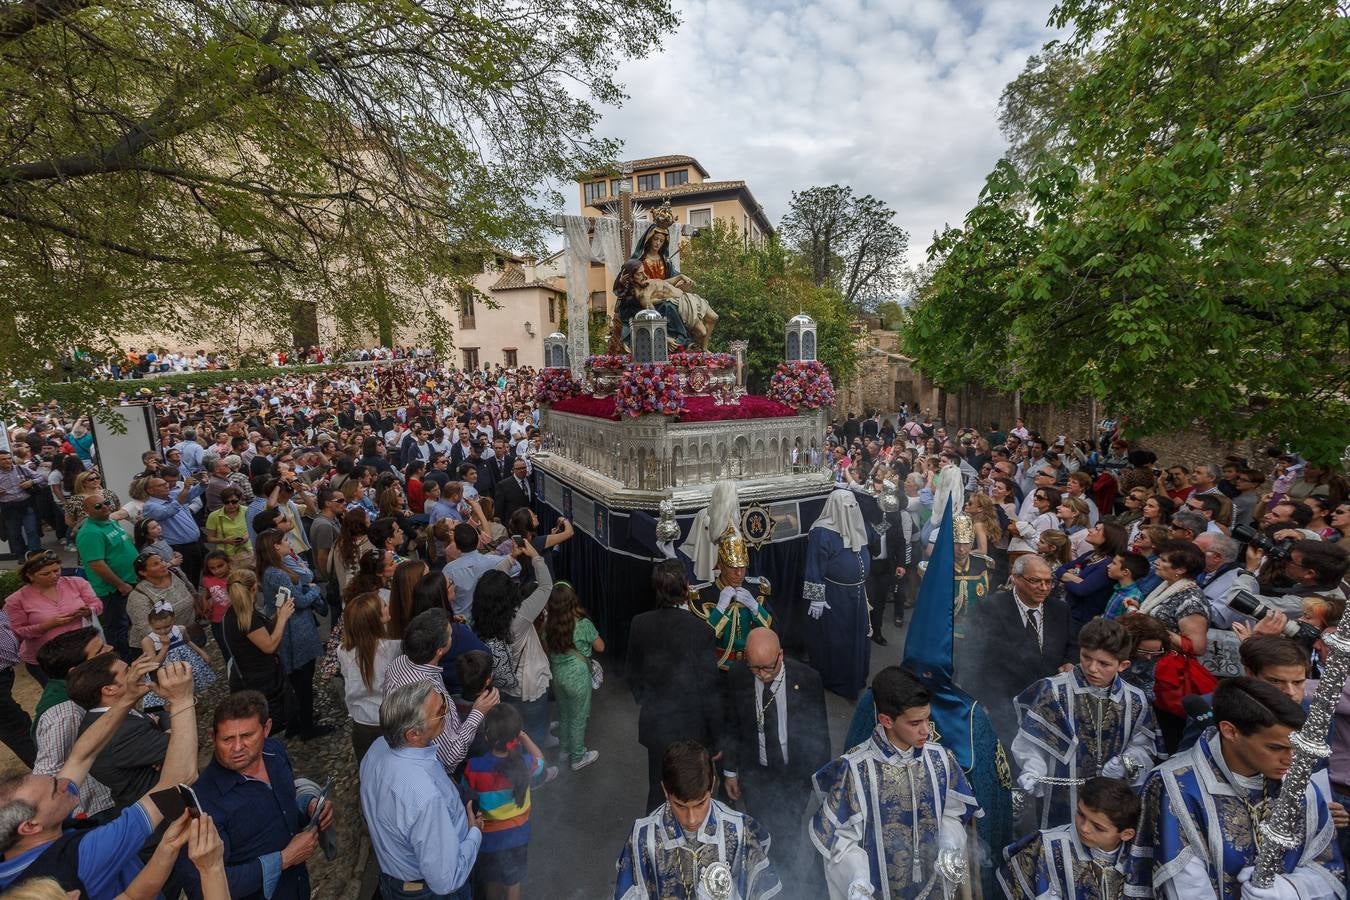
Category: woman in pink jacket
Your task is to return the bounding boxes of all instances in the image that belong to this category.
[4,551,102,684]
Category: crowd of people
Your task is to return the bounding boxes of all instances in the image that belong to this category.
[51,345,435,381]
[0,365,1348,899]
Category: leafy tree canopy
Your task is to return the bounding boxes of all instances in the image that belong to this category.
[680,221,859,390]
[903,0,1350,462]
[779,184,908,311]
[0,0,676,409]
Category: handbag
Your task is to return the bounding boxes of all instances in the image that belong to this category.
[570,648,603,690]
[1153,648,1218,719]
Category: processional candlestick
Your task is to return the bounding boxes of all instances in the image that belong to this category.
[1252,628,1350,886]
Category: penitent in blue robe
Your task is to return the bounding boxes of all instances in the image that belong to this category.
[614,799,781,899]
[1124,732,1344,900]
[999,823,1129,900]
[803,527,871,700]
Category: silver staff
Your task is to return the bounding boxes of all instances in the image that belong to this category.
[1252,628,1350,886]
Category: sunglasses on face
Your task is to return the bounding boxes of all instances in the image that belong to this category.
[91,501,109,510]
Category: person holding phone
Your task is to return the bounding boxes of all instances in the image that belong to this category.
[191,690,334,900]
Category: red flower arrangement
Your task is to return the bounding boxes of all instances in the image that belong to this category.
[585,354,630,370]
[669,351,735,369]
[768,360,836,410]
[615,363,686,418]
[534,368,580,406]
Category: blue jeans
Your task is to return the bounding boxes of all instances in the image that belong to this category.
[510,694,550,748]
[0,502,40,556]
[378,873,471,900]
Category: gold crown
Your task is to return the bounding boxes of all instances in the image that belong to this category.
[717,525,749,568]
[952,514,975,545]
[651,202,676,228]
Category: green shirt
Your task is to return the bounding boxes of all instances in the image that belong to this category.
[75,517,139,596]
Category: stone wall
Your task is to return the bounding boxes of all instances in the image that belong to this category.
[838,326,1277,472]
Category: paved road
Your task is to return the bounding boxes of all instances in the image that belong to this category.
[524,617,909,899]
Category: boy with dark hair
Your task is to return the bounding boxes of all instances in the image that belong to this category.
[811,666,981,899]
[1013,618,1161,829]
[615,740,779,899]
[1103,553,1149,619]
[1127,677,1344,900]
[998,776,1139,900]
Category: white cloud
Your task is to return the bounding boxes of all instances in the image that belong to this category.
[587,0,1060,267]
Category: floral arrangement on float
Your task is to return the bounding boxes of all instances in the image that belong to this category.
[669,351,735,370]
[534,368,580,406]
[768,359,835,410]
[615,363,686,418]
[585,354,630,370]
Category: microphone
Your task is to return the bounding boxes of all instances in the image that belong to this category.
[1181,694,1214,730]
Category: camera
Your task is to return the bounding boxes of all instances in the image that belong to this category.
[1227,589,1321,643]
[1231,524,1295,561]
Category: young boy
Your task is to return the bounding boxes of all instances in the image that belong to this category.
[1102,552,1149,619]
[1013,618,1162,829]
[998,776,1139,900]
[811,666,981,899]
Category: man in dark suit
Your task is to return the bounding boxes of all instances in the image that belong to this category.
[478,437,514,500]
[722,628,830,886]
[956,555,1079,744]
[626,560,723,811]
[494,456,533,526]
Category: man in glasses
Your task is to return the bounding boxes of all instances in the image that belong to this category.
[957,554,1079,744]
[0,449,42,558]
[73,493,137,658]
[719,627,829,887]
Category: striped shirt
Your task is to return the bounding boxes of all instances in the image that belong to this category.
[33,700,115,816]
[383,655,483,774]
[0,611,19,670]
[463,749,543,852]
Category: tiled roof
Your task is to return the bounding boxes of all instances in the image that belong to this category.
[581,154,711,179]
[490,264,562,293]
[624,155,710,177]
[591,180,776,235]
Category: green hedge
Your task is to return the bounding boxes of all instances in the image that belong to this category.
[0,570,21,599]
[37,364,346,405]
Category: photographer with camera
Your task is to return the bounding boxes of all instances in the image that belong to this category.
[1222,536,1348,638]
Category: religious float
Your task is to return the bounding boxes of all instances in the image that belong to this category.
[528,204,846,652]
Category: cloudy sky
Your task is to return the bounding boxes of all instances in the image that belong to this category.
[581,0,1060,268]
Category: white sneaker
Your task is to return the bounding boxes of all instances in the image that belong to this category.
[570,750,599,771]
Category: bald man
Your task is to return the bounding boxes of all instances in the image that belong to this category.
[73,492,138,657]
[721,627,830,888]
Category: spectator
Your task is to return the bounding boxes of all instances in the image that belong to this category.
[543,582,603,771]
[1055,522,1129,629]
[74,492,137,657]
[0,449,43,558]
[133,517,182,568]
[387,559,428,641]
[5,552,101,685]
[463,704,545,899]
[1055,496,1093,558]
[190,690,334,900]
[331,508,372,599]
[255,528,331,741]
[204,486,251,558]
[31,627,114,817]
[360,680,483,900]
[125,549,196,649]
[66,652,172,810]
[383,609,499,775]
[336,591,402,762]
[141,472,207,584]
[63,470,125,536]
[223,568,297,730]
[445,523,520,621]
[0,657,197,895]
[307,487,345,598]
[471,542,555,751]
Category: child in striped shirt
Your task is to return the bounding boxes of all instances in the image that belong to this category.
[463,703,544,898]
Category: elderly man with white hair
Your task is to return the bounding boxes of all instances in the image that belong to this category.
[803,489,873,699]
[360,680,483,900]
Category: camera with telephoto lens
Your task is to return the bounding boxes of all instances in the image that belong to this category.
[1231,524,1295,562]
[1227,589,1322,643]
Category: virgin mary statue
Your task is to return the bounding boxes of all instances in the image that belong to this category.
[614,204,719,350]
